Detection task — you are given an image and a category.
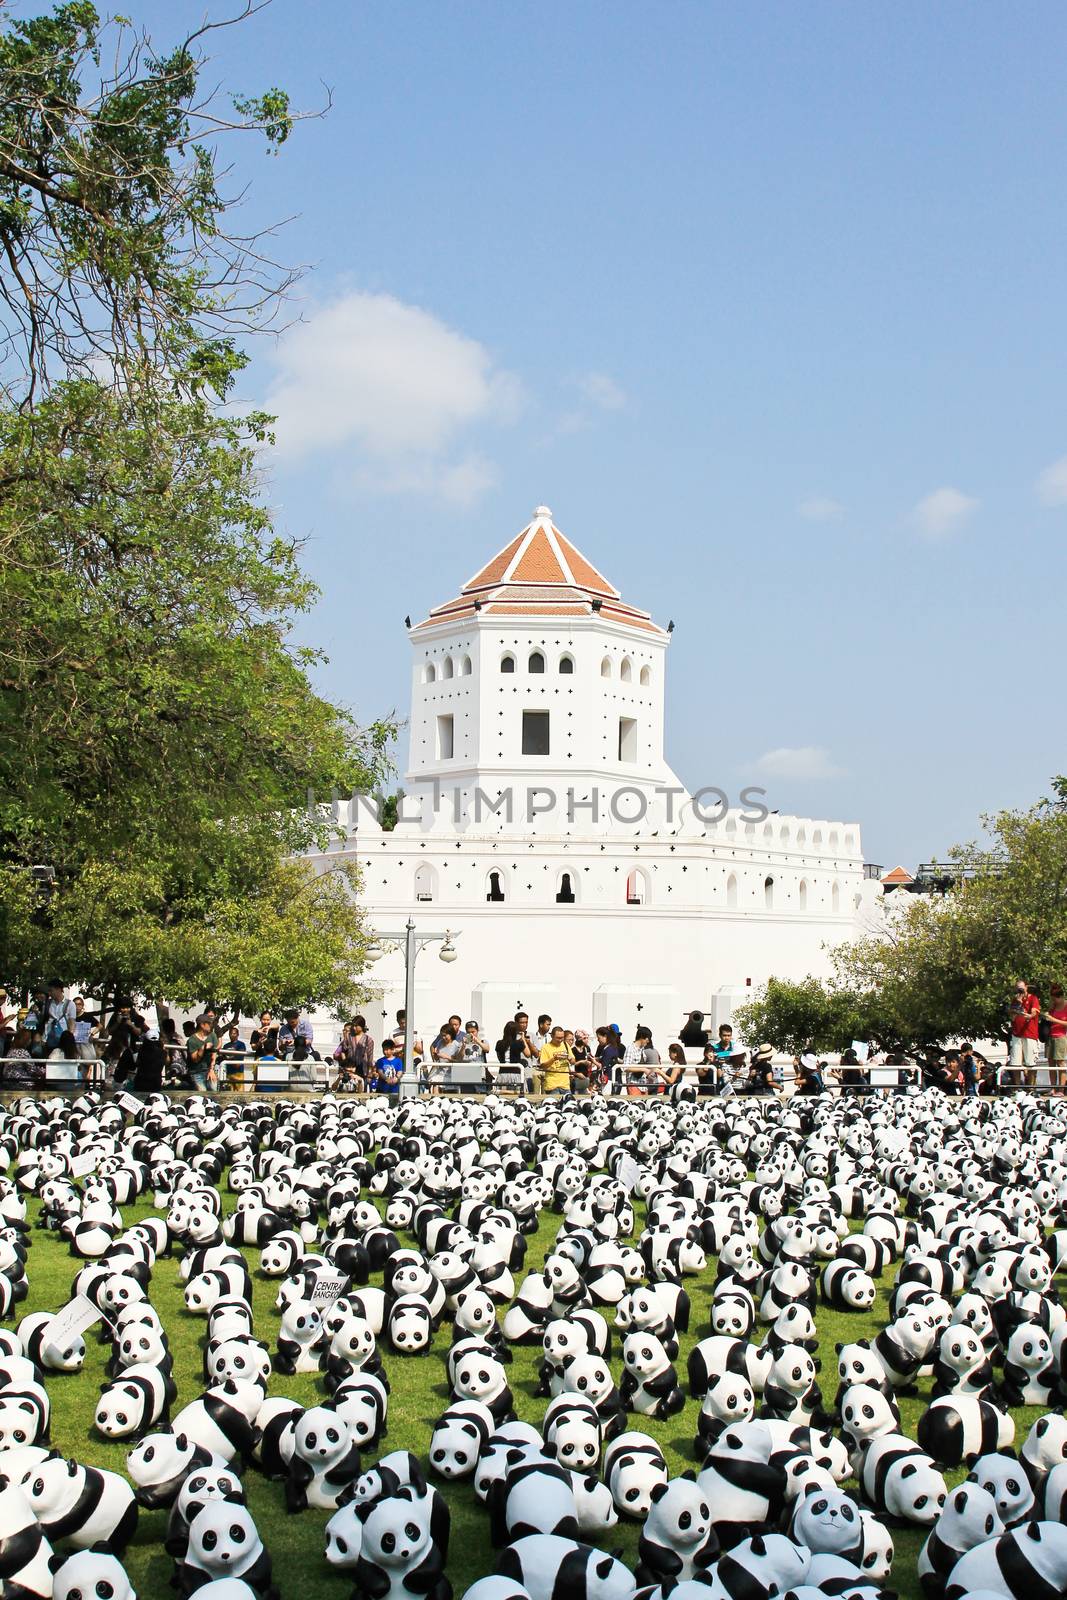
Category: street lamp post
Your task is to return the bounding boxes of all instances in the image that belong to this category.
[370,919,459,1090]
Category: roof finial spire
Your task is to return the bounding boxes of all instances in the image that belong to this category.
[533,504,552,520]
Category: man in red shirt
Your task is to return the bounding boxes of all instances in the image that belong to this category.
[1009,979,1041,1087]
[1044,983,1067,1090]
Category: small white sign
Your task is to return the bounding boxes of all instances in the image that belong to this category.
[116,1093,142,1114]
[310,1271,349,1304]
[850,1040,870,1065]
[616,1154,642,1193]
[48,1294,105,1346]
[69,1153,97,1179]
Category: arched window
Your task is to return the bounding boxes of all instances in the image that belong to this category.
[812,828,823,846]
[798,879,809,911]
[559,655,575,675]
[796,828,807,847]
[460,655,472,676]
[442,656,454,679]
[424,662,436,684]
[639,666,651,687]
[600,657,612,678]
[486,870,506,903]
[528,650,545,674]
[832,881,841,913]
[764,875,774,909]
[414,864,437,903]
[501,653,515,674]
[726,873,738,908]
[828,830,839,851]
[625,868,648,906]
[620,657,632,682]
[844,831,856,853]
[555,872,576,904]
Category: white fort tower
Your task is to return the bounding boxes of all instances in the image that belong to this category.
[317,507,872,1047]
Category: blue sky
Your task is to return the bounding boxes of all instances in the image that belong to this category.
[143,2,1067,865]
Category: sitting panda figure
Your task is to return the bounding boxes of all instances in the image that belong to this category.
[758,1262,815,1324]
[353,1486,450,1600]
[857,1509,895,1584]
[788,1484,865,1564]
[833,1342,896,1412]
[759,1345,823,1426]
[284,1406,362,1512]
[636,1476,719,1588]
[1021,1413,1067,1489]
[543,1396,601,1476]
[177,1502,275,1600]
[933,1326,995,1400]
[759,1303,819,1358]
[324,1500,364,1569]
[1000,1325,1060,1408]
[696,1422,786,1550]
[429,1401,495,1480]
[272,1302,326,1377]
[870,1314,935,1392]
[687,1336,769,1399]
[450,1348,514,1424]
[917,1482,1002,1598]
[487,1458,579,1546]
[694,1371,756,1453]
[838,1384,902,1457]
[944,1520,1067,1600]
[710,1287,757,1340]
[170,1381,262,1466]
[0,1478,55,1600]
[95,1363,176,1439]
[821,1260,877,1313]
[857,1435,947,1526]
[0,1383,49,1450]
[51,1551,136,1600]
[250,1397,303,1481]
[561,1355,625,1441]
[537,1316,605,1398]
[950,1293,1001,1357]
[165,1464,245,1560]
[127,1431,217,1509]
[332,1373,389,1451]
[23,1455,139,1555]
[388,1296,435,1356]
[917,1395,1015,1470]
[603,1431,670,1520]
[323,1316,383,1393]
[965,1452,1035,1527]
[620,1333,685,1420]
[615,1288,680,1360]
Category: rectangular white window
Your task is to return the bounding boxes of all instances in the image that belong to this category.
[618,716,637,762]
[436,714,454,760]
[521,710,550,756]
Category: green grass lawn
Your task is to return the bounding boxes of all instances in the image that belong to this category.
[11,1181,1045,1600]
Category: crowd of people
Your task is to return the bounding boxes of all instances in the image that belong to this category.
[0,981,1062,1098]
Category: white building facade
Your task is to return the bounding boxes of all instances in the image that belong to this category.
[314,509,876,1049]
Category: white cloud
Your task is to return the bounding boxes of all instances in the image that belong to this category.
[264,291,521,503]
[558,370,628,433]
[798,496,844,523]
[1036,455,1067,507]
[753,746,847,780]
[911,485,979,538]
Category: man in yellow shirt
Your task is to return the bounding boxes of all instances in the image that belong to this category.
[539,1026,574,1094]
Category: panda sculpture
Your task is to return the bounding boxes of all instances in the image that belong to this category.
[429,1402,495,1480]
[487,1458,579,1546]
[561,1355,625,1441]
[944,1520,1067,1600]
[821,1259,877,1313]
[687,1336,768,1400]
[127,1431,218,1509]
[95,1363,176,1439]
[788,1484,865,1564]
[965,1452,1035,1527]
[23,1455,139,1555]
[917,1482,1002,1598]
[170,1382,260,1467]
[542,1396,601,1476]
[759,1345,823,1426]
[838,1384,902,1456]
[284,1405,362,1512]
[1000,1325,1060,1408]
[51,1551,136,1600]
[603,1432,670,1520]
[250,1397,302,1481]
[353,1486,451,1600]
[0,1479,55,1600]
[917,1395,1015,1469]
[177,1502,275,1600]
[272,1302,326,1376]
[694,1372,756,1452]
[165,1464,245,1560]
[933,1326,995,1400]
[450,1349,514,1424]
[696,1422,785,1549]
[389,1296,435,1355]
[495,1534,634,1600]
[1021,1413,1067,1488]
[857,1435,947,1526]
[635,1476,719,1588]
[333,1372,389,1450]
[620,1332,685,1420]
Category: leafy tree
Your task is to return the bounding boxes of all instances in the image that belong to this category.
[734,976,872,1056]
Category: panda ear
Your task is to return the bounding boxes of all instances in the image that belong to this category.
[650,1482,668,1504]
[803,1482,820,1498]
[750,1535,767,1556]
[681,1469,696,1482]
[1027,1522,1042,1542]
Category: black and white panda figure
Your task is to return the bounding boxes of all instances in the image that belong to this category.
[857,1507,895,1584]
[0,1478,55,1600]
[615,1289,679,1360]
[694,1372,756,1453]
[821,1259,877,1313]
[272,1302,326,1377]
[758,1262,815,1324]
[836,1234,894,1278]
[687,1336,768,1399]
[788,1484,865,1564]
[965,1451,1035,1527]
[17,1311,85,1373]
[706,1531,812,1600]
[933,1326,996,1400]
[177,1502,275,1600]
[249,1397,302,1481]
[918,1395,1015,1470]
[834,1341,896,1410]
[487,1458,579,1546]
[696,1422,785,1549]
[603,1431,670,1520]
[760,1302,819,1358]
[388,1296,435,1355]
[429,1401,494,1480]
[449,1347,514,1424]
[324,1500,364,1569]
[495,1533,633,1600]
[127,1431,218,1509]
[165,1464,245,1560]
[1021,1413,1067,1488]
[561,1355,625,1441]
[500,1273,553,1344]
[917,1481,1002,1598]
[51,1551,136,1600]
[183,1262,251,1315]
[324,1315,384,1392]
[950,1293,1001,1357]
[258,1231,305,1279]
[95,1363,176,1439]
[332,1371,389,1451]
[451,1289,509,1359]
[543,1396,601,1476]
[759,1345,823,1426]
[1000,1325,1061,1407]
[857,1435,947,1526]
[838,1384,902,1456]
[170,1382,261,1466]
[871,1314,935,1392]
[635,1476,719,1588]
[0,1384,50,1449]
[354,1487,451,1600]
[944,1520,1067,1600]
[710,1287,756,1340]
[23,1455,139,1555]
[474,1423,546,1505]
[620,1332,685,1421]
[284,1405,362,1512]
[204,1337,270,1391]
